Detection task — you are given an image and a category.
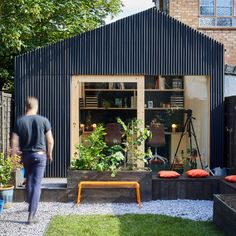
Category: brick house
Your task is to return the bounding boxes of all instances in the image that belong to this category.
[153,0,236,96]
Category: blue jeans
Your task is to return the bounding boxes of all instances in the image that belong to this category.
[22,152,46,214]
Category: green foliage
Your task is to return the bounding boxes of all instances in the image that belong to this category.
[46,214,224,236]
[0,0,123,91]
[0,152,13,187]
[72,118,152,175]
[117,118,152,169]
[71,124,125,176]
[106,145,125,177]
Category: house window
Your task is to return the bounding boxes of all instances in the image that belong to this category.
[153,0,169,14]
[199,0,236,27]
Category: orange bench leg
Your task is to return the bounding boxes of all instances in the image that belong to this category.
[136,183,141,208]
[76,183,83,208]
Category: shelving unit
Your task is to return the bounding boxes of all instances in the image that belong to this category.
[145,89,184,92]
[145,108,184,110]
[80,108,136,110]
[76,75,187,165]
[144,75,186,161]
[145,75,185,132]
[78,77,185,129]
[79,82,138,124]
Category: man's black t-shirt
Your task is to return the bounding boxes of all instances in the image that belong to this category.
[14,115,51,152]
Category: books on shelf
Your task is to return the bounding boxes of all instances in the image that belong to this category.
[79,98,85,108]
[85,96,98,107]
[170,95,184,108]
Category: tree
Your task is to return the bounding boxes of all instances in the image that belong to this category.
[0,0,123,92]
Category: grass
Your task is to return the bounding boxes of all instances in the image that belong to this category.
[45,214,223,236]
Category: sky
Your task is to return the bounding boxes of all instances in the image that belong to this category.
[106,0,155,24]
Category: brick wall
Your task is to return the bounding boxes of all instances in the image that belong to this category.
[169,0,236,66]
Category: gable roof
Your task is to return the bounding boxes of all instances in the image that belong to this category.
[16,7,223,77]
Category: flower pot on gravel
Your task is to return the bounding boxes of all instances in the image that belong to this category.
[0,199,4,213]
[0,153,18,208]
[0,185,14,208]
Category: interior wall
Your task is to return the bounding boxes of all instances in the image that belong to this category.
[184,76,209,167]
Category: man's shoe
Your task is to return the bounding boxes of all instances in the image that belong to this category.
[27,213,39,225]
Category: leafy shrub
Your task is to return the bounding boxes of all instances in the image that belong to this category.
[71,124,125,177]
[117,118,152,169]
[71,118,152,175]
[0,152,13,187]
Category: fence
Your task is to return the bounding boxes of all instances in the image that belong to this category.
[0,92,12,154]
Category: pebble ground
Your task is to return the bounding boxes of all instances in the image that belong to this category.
[0,200,213,236]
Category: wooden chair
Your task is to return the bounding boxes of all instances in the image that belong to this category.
[105,123,122,146]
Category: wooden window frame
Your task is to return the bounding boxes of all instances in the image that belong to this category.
[71,75,145,167]
[198,0,236,28]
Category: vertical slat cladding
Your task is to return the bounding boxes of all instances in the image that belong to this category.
[14,7,224,176]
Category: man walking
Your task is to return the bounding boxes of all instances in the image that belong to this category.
[11,96,54,224]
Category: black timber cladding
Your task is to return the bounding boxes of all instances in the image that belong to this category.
[15,8,224,177]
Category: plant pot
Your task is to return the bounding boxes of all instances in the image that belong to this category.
[0,185,14,208]
[67,169,152,203]
[0,199,4,214]
[173,164,184,174]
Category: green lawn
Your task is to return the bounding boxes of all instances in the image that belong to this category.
[45,214,223,236]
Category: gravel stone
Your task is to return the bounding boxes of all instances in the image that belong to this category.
[0,200,213,236]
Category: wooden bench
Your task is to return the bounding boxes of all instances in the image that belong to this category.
[76,181,141,208]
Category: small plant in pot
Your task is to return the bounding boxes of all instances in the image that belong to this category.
[0,152,15,208]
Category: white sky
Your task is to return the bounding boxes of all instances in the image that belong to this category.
[106,0,155,24]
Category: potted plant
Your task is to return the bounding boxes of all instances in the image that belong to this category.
[0,152,14,208]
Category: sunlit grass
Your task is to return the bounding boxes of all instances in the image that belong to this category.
[45,214,223,236]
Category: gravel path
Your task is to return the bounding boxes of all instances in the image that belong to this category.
[0,200,213,236]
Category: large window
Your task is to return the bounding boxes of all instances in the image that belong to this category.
[199,0,236,27]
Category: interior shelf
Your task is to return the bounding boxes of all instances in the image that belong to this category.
[80,107,137,110]
[84,89,137,92]
[145,89,184,92]
[145,107,184,110]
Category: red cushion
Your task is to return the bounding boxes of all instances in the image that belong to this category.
[158,170,180,178]
[186,169,209,178]
[225,175,236,183]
